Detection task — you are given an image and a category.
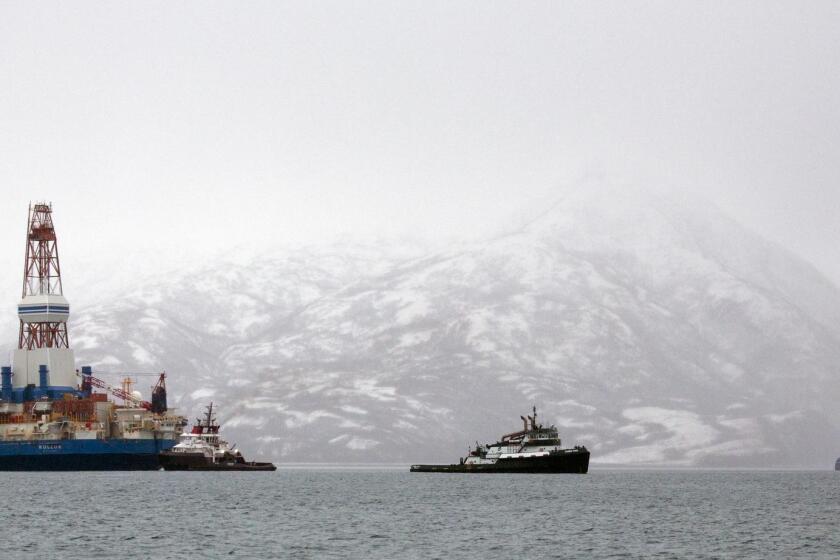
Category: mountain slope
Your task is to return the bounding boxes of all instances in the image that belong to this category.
[11,188,839,467]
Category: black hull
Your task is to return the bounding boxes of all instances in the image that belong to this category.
[159,451,276,471]
[0,453,162,471]
[161,462,277,471]
[411,450,589,474]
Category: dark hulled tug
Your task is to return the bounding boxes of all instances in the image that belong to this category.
[159,403,276,471]
[411,407,589,474]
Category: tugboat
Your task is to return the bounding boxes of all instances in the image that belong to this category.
[410,407,589,473]
[159,403,276,471]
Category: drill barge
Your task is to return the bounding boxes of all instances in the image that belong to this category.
[0,203,186,470]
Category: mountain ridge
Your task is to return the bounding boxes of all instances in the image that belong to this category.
[2,188,839,467]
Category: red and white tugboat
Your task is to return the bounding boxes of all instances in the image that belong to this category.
[159,402,276,471]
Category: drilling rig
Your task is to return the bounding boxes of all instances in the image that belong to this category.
[12,203,75,394]
[0,203,185,470]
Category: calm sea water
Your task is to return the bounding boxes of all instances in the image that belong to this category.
[1,469,837,559]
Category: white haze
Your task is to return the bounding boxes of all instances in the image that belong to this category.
[0,1,839,291]
[0,3,839,466]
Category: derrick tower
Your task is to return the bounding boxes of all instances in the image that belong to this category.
[12,203,76,391]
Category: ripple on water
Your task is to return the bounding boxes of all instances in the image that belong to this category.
[0,470,838,559]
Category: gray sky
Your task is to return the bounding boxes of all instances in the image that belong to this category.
[1,1,839,300]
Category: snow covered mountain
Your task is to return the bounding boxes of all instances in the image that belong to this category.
[10,187,840,467]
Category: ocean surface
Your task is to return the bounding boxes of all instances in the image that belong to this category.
[2,469,837,559]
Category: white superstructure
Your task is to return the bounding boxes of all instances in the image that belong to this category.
[13,294,76,389]
[463,421,565,465]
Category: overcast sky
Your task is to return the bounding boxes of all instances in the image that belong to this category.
[1,1,839,300]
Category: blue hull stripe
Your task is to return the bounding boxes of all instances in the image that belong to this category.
[0,438,175,456]
[0,439,175,471]
[0,439,175,470]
